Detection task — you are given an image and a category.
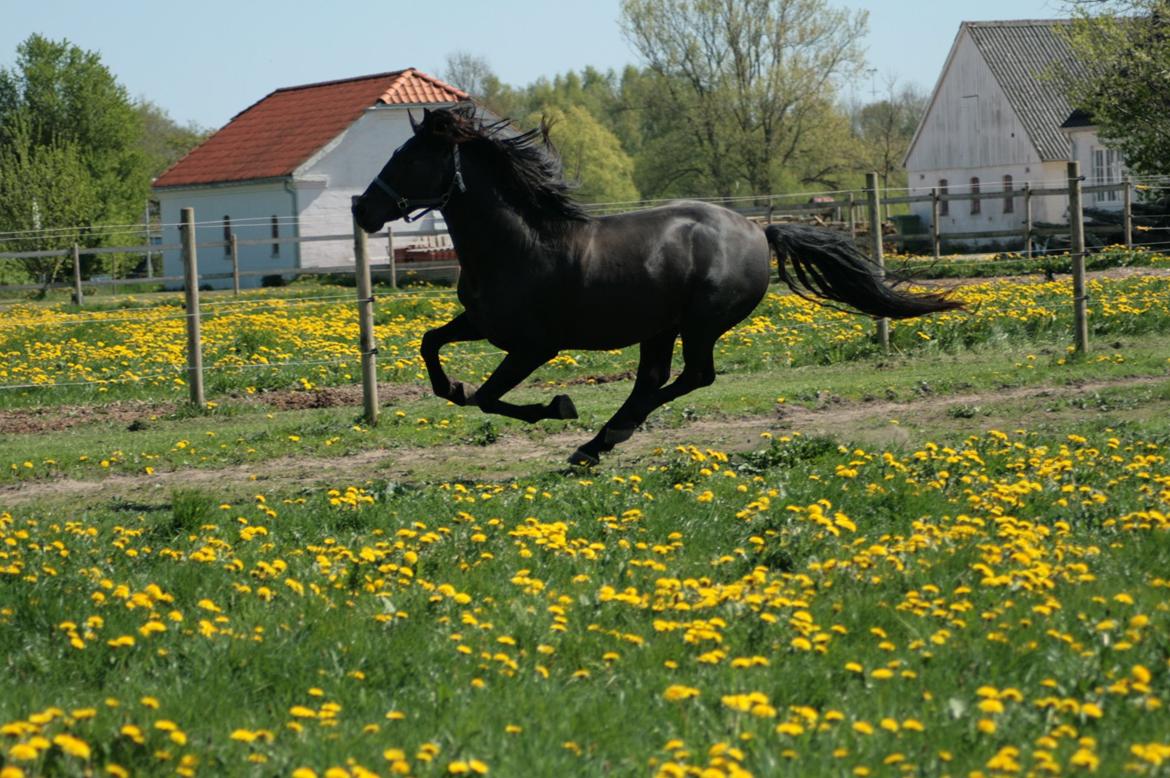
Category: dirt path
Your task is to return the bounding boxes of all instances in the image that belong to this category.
[3,373,1165,508]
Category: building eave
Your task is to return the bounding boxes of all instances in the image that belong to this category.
[152,176,294,193]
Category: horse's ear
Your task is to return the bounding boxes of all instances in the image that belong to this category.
[408,109,420,134]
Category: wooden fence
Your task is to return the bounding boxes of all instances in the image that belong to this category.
[0,225,456,303]
[0,164,1122,420]
[0,170,1145,303]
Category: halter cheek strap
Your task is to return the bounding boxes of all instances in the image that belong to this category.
[373,144,467,223]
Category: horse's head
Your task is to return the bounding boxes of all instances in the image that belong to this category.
[352,106,470,232]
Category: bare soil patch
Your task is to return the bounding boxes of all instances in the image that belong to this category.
[0,382,431,435]
[3,373,1165,508]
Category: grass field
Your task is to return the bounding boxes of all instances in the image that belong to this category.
[2,269,1170,777]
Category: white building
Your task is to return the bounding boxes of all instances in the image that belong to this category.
[153,69,468,288]
[904,20,1127,239]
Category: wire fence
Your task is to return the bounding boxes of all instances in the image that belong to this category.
[3,169,1168,411]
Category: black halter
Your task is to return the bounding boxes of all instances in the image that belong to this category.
[372,143,467,223]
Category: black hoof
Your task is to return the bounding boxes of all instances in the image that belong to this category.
[551,394,578,420]
[568,448,599,468]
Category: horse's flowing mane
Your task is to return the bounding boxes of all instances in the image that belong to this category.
[418,104,591,223]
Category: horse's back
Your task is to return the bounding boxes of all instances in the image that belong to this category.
[592,199,770,303]
[561,200,770,347]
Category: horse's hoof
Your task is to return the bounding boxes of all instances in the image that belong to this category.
[551,394,578,420]
[602,427,634,446]
[568,448,599,468]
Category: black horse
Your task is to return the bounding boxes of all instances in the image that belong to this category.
[353,105,960,466]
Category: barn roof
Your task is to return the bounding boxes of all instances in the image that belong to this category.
[154,68,468,189]
[964,20,1087,161]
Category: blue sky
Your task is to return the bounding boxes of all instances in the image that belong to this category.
[2,0,1064,130]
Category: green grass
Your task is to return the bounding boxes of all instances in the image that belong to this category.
[3,273,1170,777]
[5,272,1170,410]
[3,421,1170,776]
[3,333,1167,487]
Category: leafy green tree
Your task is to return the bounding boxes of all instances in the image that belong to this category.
[0,115,99,284]
[0,34,151,245]
[1060,0,1170,178]
[524,105,640,204]
[136,99,208,178]
[620,0,868,199]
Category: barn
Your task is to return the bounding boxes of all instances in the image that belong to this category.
[153,68,468,288]
[904,20,1129,240]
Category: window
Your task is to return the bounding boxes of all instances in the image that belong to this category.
[1094,148,1121,203]
[970,177,981,215]
[271,216,280,257]
[938,179,949,216]
[222,216,231,256]
[1003,175,1014,214]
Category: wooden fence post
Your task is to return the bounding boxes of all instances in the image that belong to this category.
[1024,183,1034,259]
[353,197,379,426]
[71,244,83,306]
[180,207,205,406]
[230,233,241,296]
[866,172,889,353]
[387,226,397,290]
[930,188,941,261]
[1068,161,1089,355]
[1122,174,1133,249]
[848,193,857,240]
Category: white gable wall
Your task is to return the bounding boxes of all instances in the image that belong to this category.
[905,29,1069,237]
[158,182,297,290]
[157,104,456,288]
[294,105,449,269]
[1065,125,1127,210]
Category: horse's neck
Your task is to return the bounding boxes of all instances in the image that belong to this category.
[443,194,574,276]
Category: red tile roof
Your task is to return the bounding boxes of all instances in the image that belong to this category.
[154,69,468,188]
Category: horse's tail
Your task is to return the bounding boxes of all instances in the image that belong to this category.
[765,223,962,320]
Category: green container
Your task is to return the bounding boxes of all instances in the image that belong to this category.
[890,214,925,234]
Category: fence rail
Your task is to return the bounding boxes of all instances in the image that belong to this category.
[0,166,1150,413]
[2,175,1155,304]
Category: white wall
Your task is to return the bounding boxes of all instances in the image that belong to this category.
[905,30,1068,239]
[907,161,1069,238]
[294,105,450,269]
[906,32,1040,173]
[1066,126,1129,210]
[156,104,459,284]
[158,182,296,290]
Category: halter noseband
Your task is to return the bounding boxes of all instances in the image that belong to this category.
[372,143,466,223]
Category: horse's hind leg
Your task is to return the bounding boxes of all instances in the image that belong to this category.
[469,350,579,423]
[570,330,677,465]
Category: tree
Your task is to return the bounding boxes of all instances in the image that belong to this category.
[854,80,928,192]
[440,51,525,117]
[441,51,495,100]
[524,105,640,204]
[0,114,99,284]
[136,99,208,178]
[0,35,151,243]
[620,0,868,199]
[1059,0,1170,178]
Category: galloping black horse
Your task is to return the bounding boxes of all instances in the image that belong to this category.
[353,105,960,466]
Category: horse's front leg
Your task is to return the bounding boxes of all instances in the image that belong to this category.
[420,313,482,405]
[473,350,578,424]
